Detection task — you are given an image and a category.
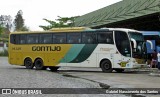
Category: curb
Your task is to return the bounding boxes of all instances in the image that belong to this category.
[149,73,160,77]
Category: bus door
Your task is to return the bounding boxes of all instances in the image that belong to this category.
[114,31,131,68]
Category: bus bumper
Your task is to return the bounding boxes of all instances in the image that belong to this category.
[132,64,148,68]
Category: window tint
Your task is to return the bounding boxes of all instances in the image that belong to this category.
[115,31,131,57]
[27,34,39,44]
[67,33,81,44]
[97,31,113,44]
[10,34,19,44]
[20,34,26,44]
[10,34,15,44]
[53,33,66,44]
[40,34,52,44]
[82,32,96,44]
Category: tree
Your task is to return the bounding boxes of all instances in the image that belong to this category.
[14,10,24,31]
[0,24,4,36]
[21,26,29,31]
[0,15,12,32]
[14,10,29,31]
[39,16,79,30]
[0,15,12,43]
[56,16,78,26]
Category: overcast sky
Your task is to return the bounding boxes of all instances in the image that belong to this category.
[0,0,122,31]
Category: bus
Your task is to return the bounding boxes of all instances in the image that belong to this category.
[8,27,147,73]
[142,31,160,67]
[142,31,160,53]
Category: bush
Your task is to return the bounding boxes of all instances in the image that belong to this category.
[0,49,8,56]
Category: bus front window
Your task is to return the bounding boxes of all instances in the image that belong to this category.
[115,31,131,57]
[129,32,146,58]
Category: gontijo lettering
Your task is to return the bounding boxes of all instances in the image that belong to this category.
[32,46,61,51]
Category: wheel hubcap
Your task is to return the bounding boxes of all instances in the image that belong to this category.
[104,63,110,69]
[35,60,43,68]
[27,61,31,66]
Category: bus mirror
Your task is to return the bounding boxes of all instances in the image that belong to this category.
[146,40,153,50]
[131,38,137,49]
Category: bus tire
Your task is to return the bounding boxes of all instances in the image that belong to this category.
[24,58,34,69]
[49,66,59,72]
[34,58,44,70]
[100,60,113,73]
[114,69,124,73]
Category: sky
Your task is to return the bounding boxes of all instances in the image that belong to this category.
[0,0,122,31]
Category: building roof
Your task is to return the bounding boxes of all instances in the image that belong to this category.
[75,0,160,28]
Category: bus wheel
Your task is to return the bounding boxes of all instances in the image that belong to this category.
[100,60,113,73]
[49,66,59,72]
[114,69,124,73]
[24,58,34,69]
[34,58,44,70]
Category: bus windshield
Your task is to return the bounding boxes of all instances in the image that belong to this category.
[129,32,145,58]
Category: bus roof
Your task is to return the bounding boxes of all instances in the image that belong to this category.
[10,27,92,34]
[49,27,91,32]
[10,27,140,34]
[106,28,140,33]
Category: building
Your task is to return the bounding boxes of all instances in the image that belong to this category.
[75,0,160,31]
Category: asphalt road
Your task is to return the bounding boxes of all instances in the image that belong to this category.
[0,57,160,97]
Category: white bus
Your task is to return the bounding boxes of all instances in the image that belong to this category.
[9,27,147,72]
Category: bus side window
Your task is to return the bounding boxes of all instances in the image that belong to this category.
[67,33,81,44]
[27,34,39,44]
[10,34,20,44]
[10,34,16,44]
[82,32,96,44]
[20,34,26,44]
[40,34,52,44]
[53,33,66,44]
[98,32,113,44]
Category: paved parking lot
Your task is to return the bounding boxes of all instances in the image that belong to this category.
[0,57,160,97]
